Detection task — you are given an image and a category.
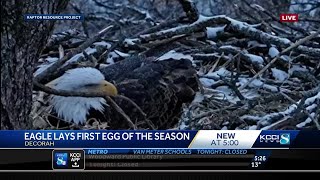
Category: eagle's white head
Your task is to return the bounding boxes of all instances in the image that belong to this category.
[47,67,117,125]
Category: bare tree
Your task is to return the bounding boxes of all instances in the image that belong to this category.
[1,0,69,129]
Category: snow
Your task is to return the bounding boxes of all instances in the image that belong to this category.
[114,50,130,57]
[224,15,292,45]
[289,64,309,75]
[206,25,225,39]
[84,47,97,55]
[305,92,320,105]
[179,122,188,130]
[241,78,263,87]
[306,103,318,112]
[93,41,111,48]
[205,67,231,79]
[213,86,233,100]
[280,55,292,62]
[199,78,215,87]
[219,45,241,50]
[193,15,214,24]
[222,121,229,126]
[124,38,139,46]
[106,51,119,64]
[245,54,264,65]
[249,125,257,130]
[34,57,58,76]
[192,92,205,103]
[268,46,280,58]
[221,126,228,130]
[242,89,260,99]
[157,50,193,61]
[45,57,59,63]
[271,68,288,82]
[199,76,260,104]
[262,84,279,92]
[240,115,261,121]
[238,78,289,93]
[67,53,83,64]
[98,64,109,69]
[247,41,267,48]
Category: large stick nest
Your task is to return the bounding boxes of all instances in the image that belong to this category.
[32,0,320,130]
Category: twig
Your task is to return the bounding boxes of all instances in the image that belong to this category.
[117,95,155,130]
[105,96,137,130]
[117,95,146,117]
[240,30,320,90]
[58,45,64,59]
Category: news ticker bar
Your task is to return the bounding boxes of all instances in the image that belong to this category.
[0,130,319,149]
[0,149,319,170]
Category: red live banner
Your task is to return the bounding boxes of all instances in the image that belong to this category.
[280,14,299,22]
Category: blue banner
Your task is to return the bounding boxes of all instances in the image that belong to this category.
[0,130,319,149]
[0,130,196,148]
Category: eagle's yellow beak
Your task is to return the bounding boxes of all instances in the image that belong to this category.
[99,80,118,96]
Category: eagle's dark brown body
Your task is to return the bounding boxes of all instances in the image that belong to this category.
[98,57,199,129]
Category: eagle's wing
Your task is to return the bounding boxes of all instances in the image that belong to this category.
[100,58,199,129]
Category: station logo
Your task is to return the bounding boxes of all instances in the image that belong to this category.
[259,133,290,145]
[52,150,85,170]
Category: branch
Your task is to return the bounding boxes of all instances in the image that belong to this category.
[130,16,230,44]
[130,14,319,57]
[105,96,137,130]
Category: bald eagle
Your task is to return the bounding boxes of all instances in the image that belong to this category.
[45,57,199,129]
